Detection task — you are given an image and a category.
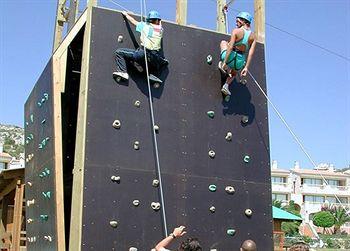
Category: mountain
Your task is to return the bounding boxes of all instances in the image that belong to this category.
[0,123,24,159]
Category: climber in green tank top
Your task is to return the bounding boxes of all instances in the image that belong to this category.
[219,12,257,96]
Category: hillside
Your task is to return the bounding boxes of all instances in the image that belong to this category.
[0,123,24,159]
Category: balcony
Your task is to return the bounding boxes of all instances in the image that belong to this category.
[271,182,293,193]
[300,184,350,196]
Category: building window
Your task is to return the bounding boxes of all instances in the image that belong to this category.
[302,178,322,186]
[0,162,5,171]
[272,193,288,201]
[272,176,286,184]
[325,179,340,187]
[303,195,324,203]
[325,196,348,204]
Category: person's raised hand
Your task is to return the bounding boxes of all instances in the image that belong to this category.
[172,226,186,238]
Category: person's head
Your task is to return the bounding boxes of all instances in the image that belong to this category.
[147,10,161,25]
[289,242,310,251]
[240,239,257,251]
[178,238,202,251]
[236,12,252,27]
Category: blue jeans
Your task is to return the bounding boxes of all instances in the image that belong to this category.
[115,47,145,73]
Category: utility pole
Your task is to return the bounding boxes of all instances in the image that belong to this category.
[87,0,97,7]
[176,0,187,25]
[254,0,265,43]
[53,0,67,52]
[67,0,80,31]
[216,0,226,33]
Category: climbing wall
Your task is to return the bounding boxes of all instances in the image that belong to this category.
[24,60,58,249]
[80,7,273,250]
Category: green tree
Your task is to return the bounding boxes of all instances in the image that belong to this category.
[330,206,350,234]
[313,211,335,234]
[273,199,282,208]
[280,201,302,236]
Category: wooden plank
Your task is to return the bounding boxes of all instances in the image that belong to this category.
[176,0,187,25]
[0,179,17,201]
[254,0,265,43]
[11,180,24,251]
[68,6,93,251]
[1,168,24,180]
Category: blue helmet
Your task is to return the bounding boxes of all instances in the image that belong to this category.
[236,12,252,23]
[147,10,161,21]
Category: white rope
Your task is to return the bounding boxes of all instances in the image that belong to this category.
[140,0,168,236]
[247,70,349,211]
[108,0,131,12]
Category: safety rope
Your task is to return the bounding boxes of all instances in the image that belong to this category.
[247,70,349,211]
[140,0,169,237]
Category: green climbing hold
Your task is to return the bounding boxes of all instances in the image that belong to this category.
[207,111,215,118]
[243,155,250,163]
[40,214,49,221]
[206,55,213,65]
[208,184,217,192]
[38,144,43,149]
[42,191,51,199]
[37,102,42,107]
[227,229,236,236]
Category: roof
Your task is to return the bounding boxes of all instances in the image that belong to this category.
[272,206,302,221]
[293,168,350,178]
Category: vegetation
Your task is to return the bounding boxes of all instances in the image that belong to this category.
[274,200,302,236]
[313,211,335,233]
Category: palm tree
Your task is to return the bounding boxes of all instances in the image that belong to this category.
[331,206,350,234]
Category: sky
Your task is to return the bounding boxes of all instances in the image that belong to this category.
[0,0,349,170]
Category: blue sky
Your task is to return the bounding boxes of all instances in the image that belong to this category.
[0,0,349,169]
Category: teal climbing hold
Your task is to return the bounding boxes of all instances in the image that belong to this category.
[41,119,46,124]
[207,111,215,118]
[208,184,217,192]
[37,102,42,107]
[206,55,213,65]
[30,114,34,123]
[40,214,49,221]
[227,229,236,236]
[38,143,43,149]
[42,191,51,199]
[43,93,49,100]
[243,155,250,163]
[25,121,29,126]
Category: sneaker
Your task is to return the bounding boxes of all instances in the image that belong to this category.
[149,74,163,84]
[113,71,129,80]
[221,85,231,96]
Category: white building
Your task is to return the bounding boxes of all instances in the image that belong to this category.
[271,160,350,233]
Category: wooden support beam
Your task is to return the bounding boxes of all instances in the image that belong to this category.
[53,0,68,52]
[11,179,24,251]
[87,0,97,7]
[176,0,187,25]
[217,0,226,33]
[254,0,265,43]
[0,179,17,201]
[67,0,80,31]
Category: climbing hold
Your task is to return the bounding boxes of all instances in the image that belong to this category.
[27,237,36,243]
[225,186,235,194]
[134,100,141,107]
[112,120,121,129]
[109,220,119,228]
[153,83,161,89]
[240,78,247,85]
[208,184,217,192]
[133,141,140,150]
[41,119,46,124]
[206,55,213,65]
[154,125,159,133]
[27,199,35,206]
[207,111,215,118]
[227,229,236,236]
[40,214,49,221]
[38,143,43,149]
[241,240,257,251]
[44,235,52,242]
[129,248,138,251]
[42,191,51,199]
[209,206,216,213]
[245,208,253,217]
[38,101,42,107]
[111,176,121,183]
[27,181,33,187]
[225,132,232,141]
[43,93,49,100]
[28,133,34,140]
[27,218,34,224]
[241,115,249,124]
[25,121,29,126]
[30,114,34,123]
[117,35,123,43]
[26,139,29,145]
[151,202,161,211]
[152,179,159,187]
[132,200,140,207]
[208,150,215,158]
[243,155,250,163]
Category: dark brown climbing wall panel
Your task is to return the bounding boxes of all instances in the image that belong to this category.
[24,60,59,250]
[80,7,272,250]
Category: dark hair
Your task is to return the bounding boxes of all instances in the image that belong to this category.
[237,17,250,25]
[178,238,202,251]
[289,242,310,251]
